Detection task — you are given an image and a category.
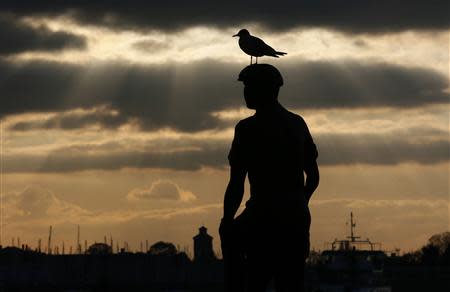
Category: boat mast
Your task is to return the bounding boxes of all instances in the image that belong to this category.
[350,212,355,242]
[348,212,360,242]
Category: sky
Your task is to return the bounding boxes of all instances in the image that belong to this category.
[0,0,449,256]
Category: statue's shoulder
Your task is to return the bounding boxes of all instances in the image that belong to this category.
[236,115,257,131]
[282,108,307,127]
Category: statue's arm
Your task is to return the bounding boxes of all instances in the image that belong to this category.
[301,117,319,204]
[304,161,319,204]
[223,165,247,221]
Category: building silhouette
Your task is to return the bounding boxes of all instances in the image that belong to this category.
[193,226,216,263]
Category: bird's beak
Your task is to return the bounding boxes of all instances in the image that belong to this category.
[232,34,238,37]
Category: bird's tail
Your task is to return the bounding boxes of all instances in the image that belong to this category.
[275,51,287,56]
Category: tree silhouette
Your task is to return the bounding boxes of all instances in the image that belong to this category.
[148,241,177,256]
[417,232,450,265]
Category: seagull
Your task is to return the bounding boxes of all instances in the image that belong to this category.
[233,29,287,64]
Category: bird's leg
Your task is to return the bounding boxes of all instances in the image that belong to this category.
[250,56,253,65]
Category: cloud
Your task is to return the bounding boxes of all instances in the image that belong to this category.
[353,39,368,48]
[2,126,449,173]
[3,145,226,173]
[132,39,170,53]
[8,106,128,131]
[280,60,449,109]
[0,60,238,132]
[0,14,86,56]
[1,59,448,132]
[316,132,450,166]
[0,1,448,34]
[127,180,196,202]
[3,185,215,225]
[3,186,92,223]
[311,198,448,210]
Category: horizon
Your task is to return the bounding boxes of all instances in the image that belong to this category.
[0,1,449,257]
[3,215,446,257]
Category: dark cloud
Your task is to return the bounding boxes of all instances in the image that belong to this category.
[0,1,448,34]
[0,60,240,132]
[9,107,128,131]
[317,133,450,166]
[3,147,226,173]
[0,14,86,55]
[2,59,448,132]
[3,127,449,173]
[280,61,449,109]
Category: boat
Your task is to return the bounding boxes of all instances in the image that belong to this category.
[309,212,392,292]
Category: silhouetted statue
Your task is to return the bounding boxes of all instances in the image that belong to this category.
[220,64,319,292]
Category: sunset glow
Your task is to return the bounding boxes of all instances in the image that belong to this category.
[0,3,448,256]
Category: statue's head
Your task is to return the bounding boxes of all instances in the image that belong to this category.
[238,64,283,109]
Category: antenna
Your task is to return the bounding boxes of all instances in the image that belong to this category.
[347,212,360,242]
[77,225,80,254]
[48,225,52,255]
[350,212,355,241]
